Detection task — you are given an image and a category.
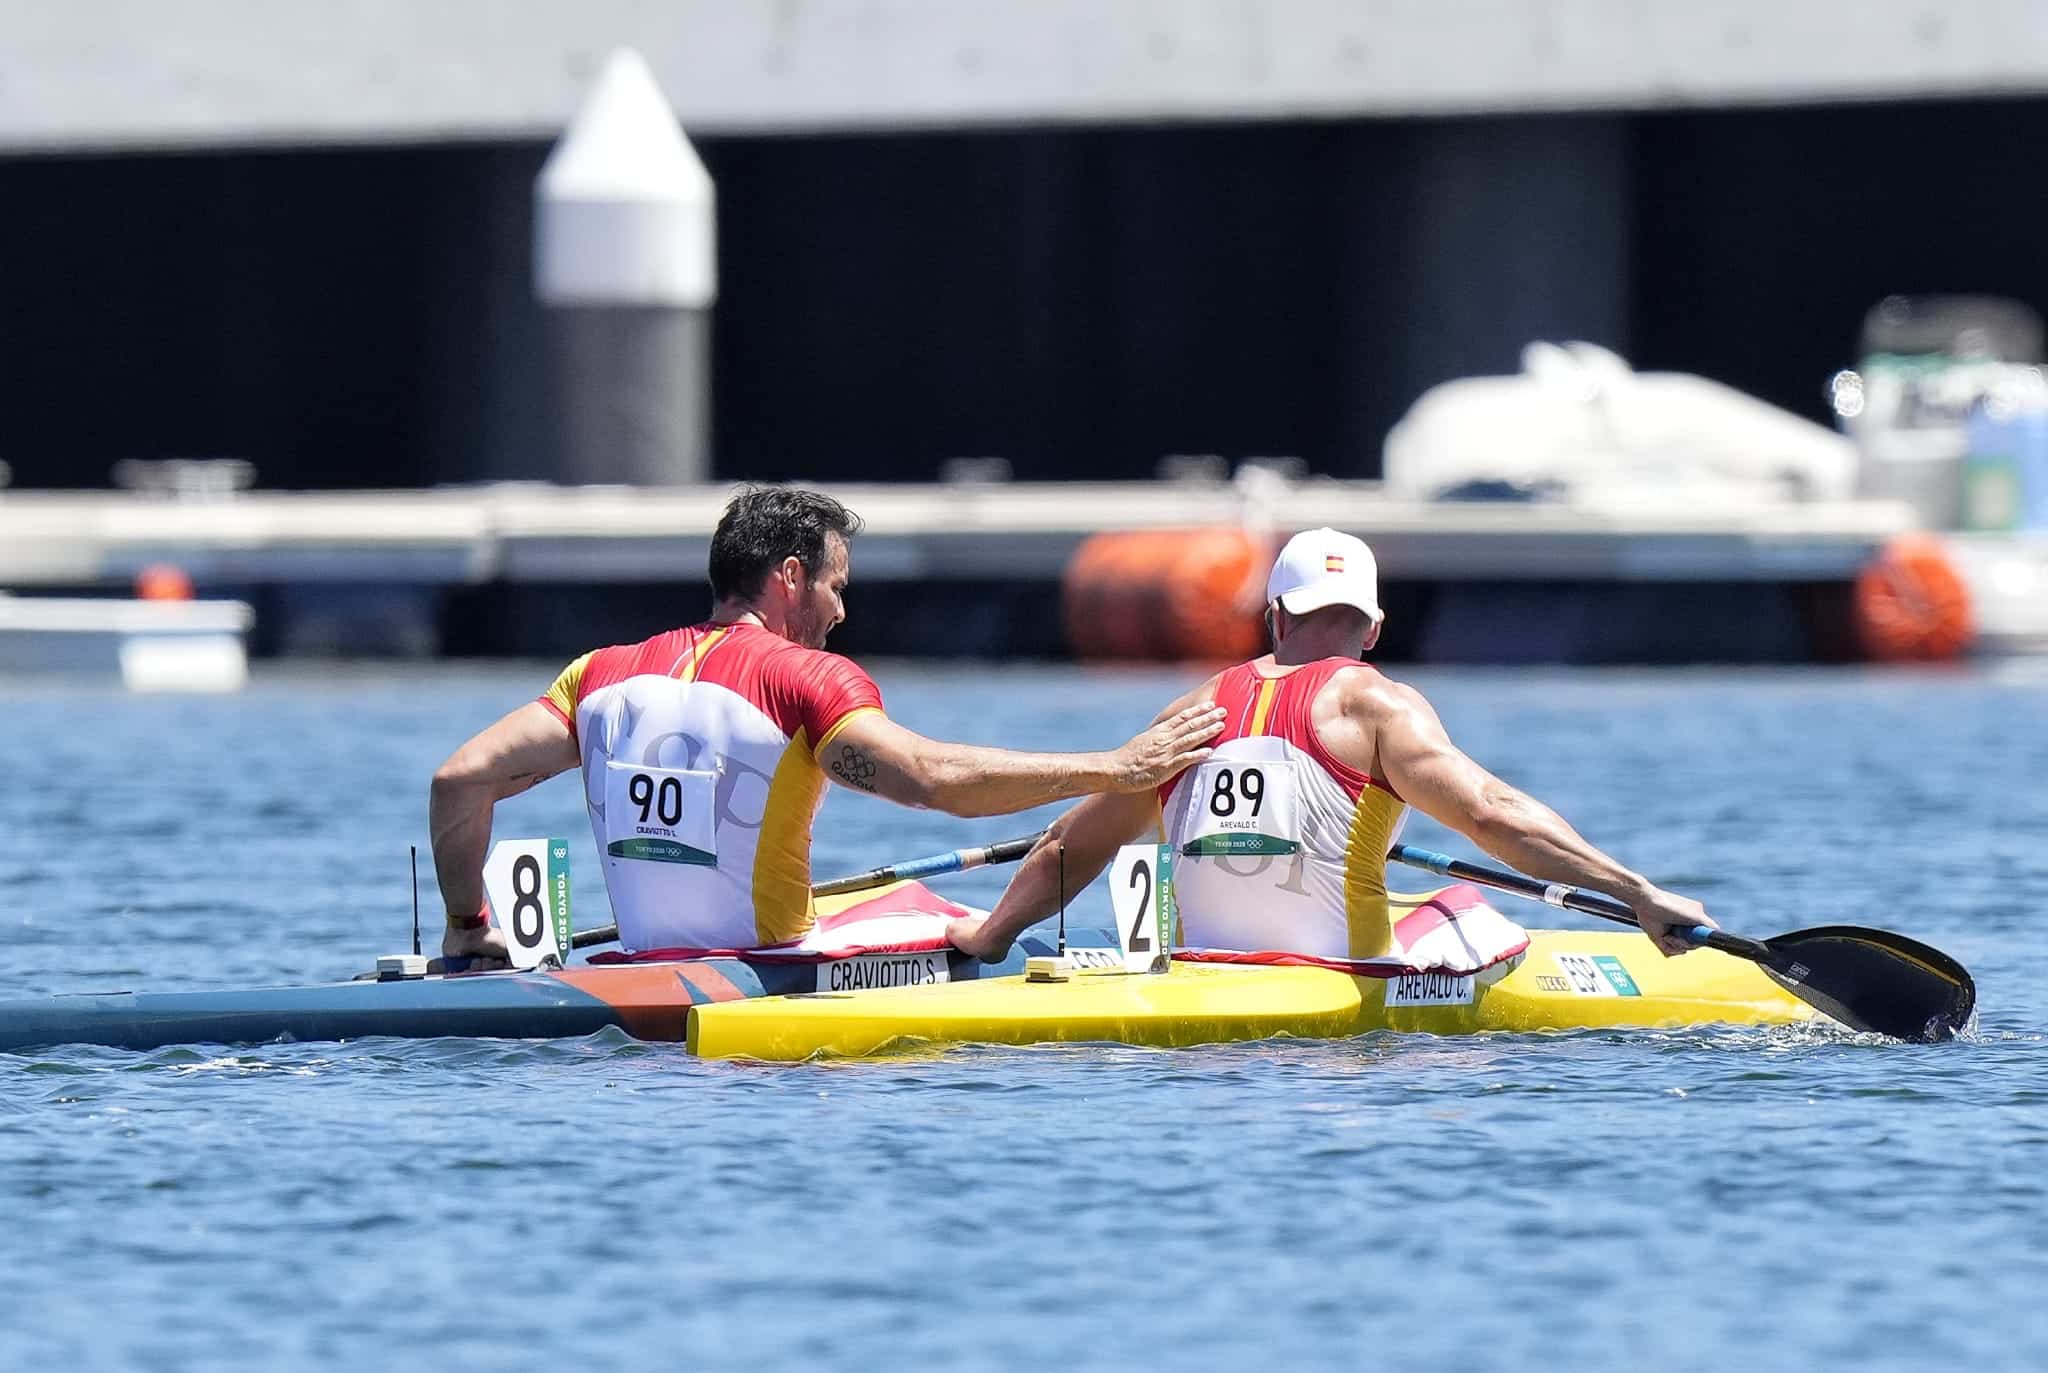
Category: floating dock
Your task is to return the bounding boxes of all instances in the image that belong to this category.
[0,594,252,690]
[0,481,1966,663]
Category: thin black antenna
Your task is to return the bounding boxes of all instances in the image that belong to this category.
[1056,841,1067,956]
[410,845,421,957]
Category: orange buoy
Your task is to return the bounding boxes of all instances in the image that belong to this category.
[1061,530,1155,658]
[1851,534,1974,662]
[134,563,196,603]
[1063,529,1267,661]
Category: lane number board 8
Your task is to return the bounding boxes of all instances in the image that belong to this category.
[482,837,573,970]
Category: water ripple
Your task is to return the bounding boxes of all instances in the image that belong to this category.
[0,665,2044,1372]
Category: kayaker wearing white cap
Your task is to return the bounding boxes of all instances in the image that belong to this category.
[949,528,1716,963]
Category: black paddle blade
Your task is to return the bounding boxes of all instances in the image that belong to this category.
[1756,926,1976,1043]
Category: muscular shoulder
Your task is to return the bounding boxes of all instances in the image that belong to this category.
[1320,663,1421,721]
[758,638,877,693]
[578,629,699,691]
[1147,669,1228,807]
[1309,665,1442,777]
[752,640,884,745]
[1156,670,1227,722]
[539,633,683,726]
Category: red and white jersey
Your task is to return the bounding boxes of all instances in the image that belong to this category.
[539,622,882,953]
[1161,658,1408,961]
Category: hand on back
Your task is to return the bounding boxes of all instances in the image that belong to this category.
[1111,704,1227,791]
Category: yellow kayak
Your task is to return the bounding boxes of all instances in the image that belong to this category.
[686,930,1822,1061]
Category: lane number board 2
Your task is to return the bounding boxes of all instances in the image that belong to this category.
[1108,843,1175,975]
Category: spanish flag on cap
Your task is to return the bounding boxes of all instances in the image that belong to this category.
[1265,528,1384,623]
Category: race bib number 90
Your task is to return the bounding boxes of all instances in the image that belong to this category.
[1179,759,1301,858]
[604,762,717,866]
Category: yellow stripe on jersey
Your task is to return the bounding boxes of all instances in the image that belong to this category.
[1340,788,1404,960]
[543,651,597,728]
[673,627,731,684]
[752,727,826,945]
[1246,678,1281,737]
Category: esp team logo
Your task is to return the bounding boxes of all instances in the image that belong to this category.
[1324,553,1346,573]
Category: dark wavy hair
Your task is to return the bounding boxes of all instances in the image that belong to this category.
[708,485,864,602]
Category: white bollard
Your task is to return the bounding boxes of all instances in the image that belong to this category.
[535,48,716,485]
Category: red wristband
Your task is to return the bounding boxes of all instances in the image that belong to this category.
[445,904,489,931]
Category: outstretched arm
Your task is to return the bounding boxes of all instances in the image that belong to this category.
[946,791,1165,960]
[1373,683,1714,955]
[429,701,579,927]
[820,703,1223,817]
[945,677,1223,959]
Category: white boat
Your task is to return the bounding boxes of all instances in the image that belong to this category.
[0,593,253,691]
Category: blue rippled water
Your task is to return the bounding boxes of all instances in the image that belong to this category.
[3,662,2045,1371]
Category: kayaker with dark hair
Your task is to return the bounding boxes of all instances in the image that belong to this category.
[948,528,1716,963]
[432,484,1224,969]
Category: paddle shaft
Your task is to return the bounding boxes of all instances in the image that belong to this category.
[812,832,1047,897]
[568,830,1049,950]
[1388,844,1771,961]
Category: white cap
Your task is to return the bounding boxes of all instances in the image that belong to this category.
[1266,528,1384,624]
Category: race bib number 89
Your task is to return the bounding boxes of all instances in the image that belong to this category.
[1179,759,1301,858]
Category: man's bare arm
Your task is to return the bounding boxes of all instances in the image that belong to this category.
[1372,682,1713,955]
[428,701,580,923]
[945,675,1224,958]
[945,791,1164,960]
[821,703,1223,817]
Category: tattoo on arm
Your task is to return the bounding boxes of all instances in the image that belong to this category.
[829,743,880,793]
[500,769,546,799]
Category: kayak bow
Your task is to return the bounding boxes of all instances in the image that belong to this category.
[1388,844,1977,1043]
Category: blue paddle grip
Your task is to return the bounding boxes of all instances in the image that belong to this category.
[889,851,967,881]
[1682,924,1713,946]
[1394,846,1457,876]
